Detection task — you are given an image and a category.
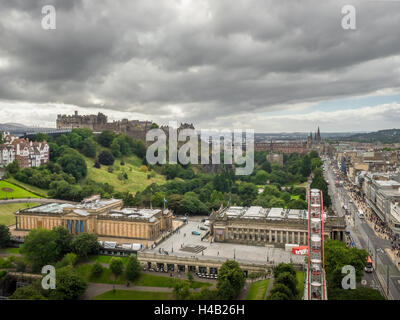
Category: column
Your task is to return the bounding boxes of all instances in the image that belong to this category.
[269,229,272,242]
[275,230,278,243]
[298,232,301,244]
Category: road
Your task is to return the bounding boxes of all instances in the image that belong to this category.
[323,158,400,300]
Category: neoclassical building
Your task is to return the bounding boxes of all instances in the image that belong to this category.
[209,206,346,246]
[15,195,173,241]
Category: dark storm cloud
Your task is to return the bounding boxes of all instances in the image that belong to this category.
[0,0,400,127]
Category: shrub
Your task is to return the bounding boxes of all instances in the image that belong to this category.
[91,262,103,278]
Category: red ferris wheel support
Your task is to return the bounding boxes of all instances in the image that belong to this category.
[306,188,327,300]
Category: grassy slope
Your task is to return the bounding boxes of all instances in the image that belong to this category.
[246,279,270,300]
[84,155,166,194]
[296,271,305,299]
[94,290,173,300]
[0,202,41,226]
[4,178,48,197]
[0,181,40,199]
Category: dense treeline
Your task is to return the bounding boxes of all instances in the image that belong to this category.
[324,240,384,300]
[5,127,327,213]
[120,151,322,215]
[5,129,147,201]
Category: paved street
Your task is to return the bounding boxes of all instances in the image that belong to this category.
[324,158,400,299]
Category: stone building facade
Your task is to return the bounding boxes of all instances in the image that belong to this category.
[15,195,173,242]
[56,111,195,143]
[209,206,346,246]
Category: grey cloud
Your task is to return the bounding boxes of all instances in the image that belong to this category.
[0,0,399,129]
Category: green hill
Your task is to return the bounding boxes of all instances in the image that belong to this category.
[85,155,166,194]
[339,128,400,144]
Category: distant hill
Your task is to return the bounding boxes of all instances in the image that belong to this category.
[338,129,400,143]
[0,123,56,136]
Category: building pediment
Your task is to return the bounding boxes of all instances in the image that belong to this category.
[63,212,89,219]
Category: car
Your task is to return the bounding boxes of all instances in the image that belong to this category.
[201,218,206,223]
[200,226,208,231]
[192,231,201,235]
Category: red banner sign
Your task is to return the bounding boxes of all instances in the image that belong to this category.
[292,246,308,255]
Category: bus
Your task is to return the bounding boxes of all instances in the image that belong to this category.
[365,256,373,273]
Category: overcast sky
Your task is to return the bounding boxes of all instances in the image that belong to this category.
[0,0,400,132]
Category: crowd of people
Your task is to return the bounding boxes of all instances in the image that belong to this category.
[348,186,400,264]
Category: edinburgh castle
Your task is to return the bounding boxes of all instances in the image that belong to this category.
[57,111,194,142]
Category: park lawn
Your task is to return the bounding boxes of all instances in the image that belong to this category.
[0,247,21,254]
[134,273,211,289]
[85,155,166,194]
[76,262,211,289]
[0,202,41,226]
[296,271,305,299]
[93,289,174,300]
[0,181,40,199]
[4,178,48,197]
[75,263,126,284]
[87,255,129,265]
[290,194,300,200]
[246,279,270,300]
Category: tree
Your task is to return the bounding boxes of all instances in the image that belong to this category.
[56,134,70,147]
[57,151,87,181]
[110,257,124,280]
[255,170,269,185]
[80,137,97,158]
[275,272,298,298]
[311,170,331,207]
[71,233,100,258]
[173,282,191,300]
[0,224,11,248]
[20,229,60,272]
[217,260,245,299]
[49,266,87,300]
[273,263,296,278]
[269,283,294,299]
[111,139,121,158]
[98,150,115,166]
[34,132,50,142]
[267,291,290,300]
[9,284,46,300]
[217,279,237,300]
[62,253,78,266]
[133,139,146,159]
[6,160,19,175]
[125,255,141,281]
[91,262,103,278]
[300,155,311,177]
[238,183,258,206]
[52,226,72,256]
[324,240,368,289]
[97,130,115,147]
